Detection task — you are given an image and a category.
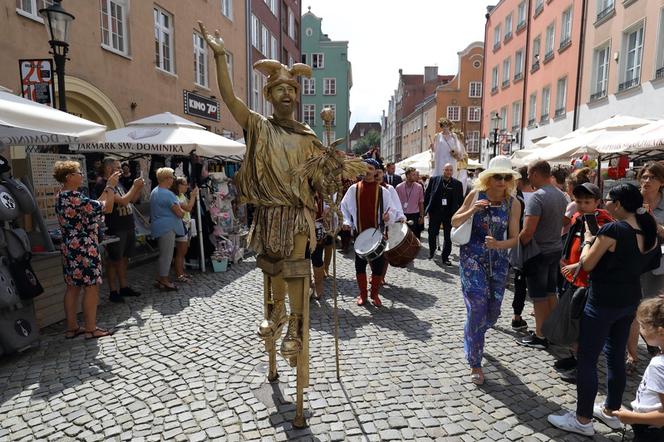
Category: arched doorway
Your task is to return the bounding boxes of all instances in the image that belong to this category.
[62,76,124,129]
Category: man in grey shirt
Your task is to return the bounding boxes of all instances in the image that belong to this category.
[516,160,568,349]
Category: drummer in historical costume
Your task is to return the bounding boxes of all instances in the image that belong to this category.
[430,118,466,178]
[341,159,402,306]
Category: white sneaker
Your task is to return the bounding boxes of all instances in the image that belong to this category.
[593,404,623,430]
[548,411,595,436]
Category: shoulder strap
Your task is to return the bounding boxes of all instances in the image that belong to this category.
[378,186,384,232]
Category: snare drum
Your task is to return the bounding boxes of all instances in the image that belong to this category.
[354,228,386,261]
[385,223,421,267]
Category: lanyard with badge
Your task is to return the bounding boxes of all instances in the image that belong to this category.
[403,183,415,210]
[441,179,451,207]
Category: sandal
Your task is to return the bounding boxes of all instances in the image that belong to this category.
[154,280,178,291]
[64,327,85,339]
[176,274,192,283]
[84,327,113,340]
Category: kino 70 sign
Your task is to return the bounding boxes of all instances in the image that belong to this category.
[183,90,220,122]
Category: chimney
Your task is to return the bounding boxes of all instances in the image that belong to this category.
[424,66,438,83]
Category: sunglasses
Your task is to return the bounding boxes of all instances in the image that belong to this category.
[491,174,514,181]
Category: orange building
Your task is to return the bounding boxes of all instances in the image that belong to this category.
[482,0,584,160]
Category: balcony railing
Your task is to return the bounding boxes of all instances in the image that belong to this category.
[544,51,554,63]
[555,108,565,118]
[516,20,527,32]
[596,5,614,23]
[531,61,540,73]
[491,86,499,95]
[493,42,501,51]
[528,118,536,127]
[656,67,664,80]
[590,89,607,101]
[540,114,549,123]
[502,80,510,88]
[618,77,639,92]
[504,32,513,43]
[559,37,572,51]
[534,4,544,17]
[514,72,523,81]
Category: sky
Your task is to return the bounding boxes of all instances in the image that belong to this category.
[303,0,489,130]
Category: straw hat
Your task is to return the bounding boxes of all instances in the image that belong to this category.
[478,155,520,181]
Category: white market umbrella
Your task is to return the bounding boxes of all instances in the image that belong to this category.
[584,115,652,132]
[397,150,433,175]
[595,119,664,155]
[0,89,106,146]
[72,112,245,158]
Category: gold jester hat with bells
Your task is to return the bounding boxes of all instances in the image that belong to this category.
[253,59,312,99]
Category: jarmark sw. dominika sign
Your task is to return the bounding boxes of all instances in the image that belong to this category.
[183,91,220,122]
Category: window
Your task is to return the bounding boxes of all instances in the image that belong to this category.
[221,0,232,19]
[225,51,234,84]
[500,107,508,130]
[502,58,511,86]
[468,106,481,122]
[312,53,324,69]
[535,0,544,16]
[512,101,522,130]
[288,8,295,40]
[323,78,336,95]
[621,24,644,91]
[265,0,278,15]
[469,81,482,97]
[597,0,614,21]
[505,14,513,40]
[494,24,502,49]
[528,93,537,126]
[16,0,52,20]
[301,53,307,65]
[154,6,174,73]
[251,15,259,48]
[541,86,551,121]
[561,8,572,48]
[261,25,269,56]
[303,104,315,126]
[545,23,555,60]
[657,10,664,78]
[252,72,262,112]
[592,45,610,99]
[271,34,278,60]
[323,104,336,125]
[555,77,567,117]
[100,0,128,54]
[532,36,541,68]
[491,66,499,92]
[447,106,461,122]
[466,131,480,153]
[514,49,524,79]
[517,1,527,28]
[302,78,315,95]
[193,33,208,87]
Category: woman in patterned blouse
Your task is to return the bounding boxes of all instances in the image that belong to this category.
[54,161,119,339]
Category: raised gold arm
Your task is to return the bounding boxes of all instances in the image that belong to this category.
[198,21,250,130]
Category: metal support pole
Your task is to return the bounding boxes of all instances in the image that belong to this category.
[196,193,206,272]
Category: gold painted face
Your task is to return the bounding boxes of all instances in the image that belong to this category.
[269,83,297,116]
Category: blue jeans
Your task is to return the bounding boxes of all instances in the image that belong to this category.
[576,300,636,419]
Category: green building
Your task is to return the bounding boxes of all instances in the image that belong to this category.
[301,8,352,150]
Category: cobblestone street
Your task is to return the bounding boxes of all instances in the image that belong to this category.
[0,235,646,441]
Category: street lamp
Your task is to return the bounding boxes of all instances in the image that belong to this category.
[491,112,502,159]
[39,0,75,113]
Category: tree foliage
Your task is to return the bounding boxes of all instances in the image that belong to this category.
[352,130,381,155]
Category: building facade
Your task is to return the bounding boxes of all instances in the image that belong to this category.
[578,0,664,127]
[300,8,352,148]
[349,122,381,151]
[401,95,436,160]
[1,0,248,139]
[435,42,485,158]
[381,95,397,161]
[248,0,301,116]
[482,0,584,161]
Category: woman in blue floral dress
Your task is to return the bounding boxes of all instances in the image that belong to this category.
[452,156,520,385]
[54,161,119,339]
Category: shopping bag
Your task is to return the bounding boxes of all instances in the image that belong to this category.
[451,192,478,246]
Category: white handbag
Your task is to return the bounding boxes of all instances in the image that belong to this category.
[451,191,479,246]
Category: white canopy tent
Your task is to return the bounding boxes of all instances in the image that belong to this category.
[396,150,483,176]
[594,119,664,157]
[72,112,245,159]
[511,136,560,167]
[0,89,106,146]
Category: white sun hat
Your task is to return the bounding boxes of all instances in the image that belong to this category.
[478,155,521,181]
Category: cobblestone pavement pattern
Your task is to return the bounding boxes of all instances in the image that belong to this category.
[0,233,647,441]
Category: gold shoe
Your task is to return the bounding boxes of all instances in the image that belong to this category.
[258,301,287,338]
[280,314,302,358]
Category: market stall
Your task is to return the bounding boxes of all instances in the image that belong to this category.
[71,112,247,273]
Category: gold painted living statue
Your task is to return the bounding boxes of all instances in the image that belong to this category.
[199,22,365,428]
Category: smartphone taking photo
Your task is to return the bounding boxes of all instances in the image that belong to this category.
[583,213,599,235]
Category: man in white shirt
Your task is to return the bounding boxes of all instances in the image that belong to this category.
[430,118,465,178]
